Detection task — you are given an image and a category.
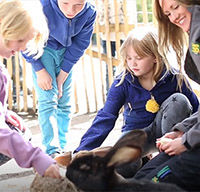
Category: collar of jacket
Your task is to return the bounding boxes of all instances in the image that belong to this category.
[123,67,176,86]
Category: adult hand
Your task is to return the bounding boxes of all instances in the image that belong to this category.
[36,68,52,90]
[43,163,61,178]
[161,137,187,156]
[156,131,184,150]
[56,70,68,99]
[163,130,184,139]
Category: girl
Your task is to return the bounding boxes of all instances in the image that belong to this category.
[134,1,200,191]
[74,26,199,178]
[0,0,60,178]
[23,0,97,157]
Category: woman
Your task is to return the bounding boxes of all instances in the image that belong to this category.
[134,1,200,191]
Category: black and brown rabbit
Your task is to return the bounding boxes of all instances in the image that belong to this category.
[66,129,185,192]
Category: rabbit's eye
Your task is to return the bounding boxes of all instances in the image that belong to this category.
[80,164,91,170]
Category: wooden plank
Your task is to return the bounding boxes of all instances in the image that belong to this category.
[21,56,28,112]
[94,24,135,33]
[85,49,120,66]
[114,0,121,61]
[32,87,37,112]
[81,57,90,113]
[14,54,21,111]
[88,44,97,112]
[6,58,13,110]
[95,0,105,103]
[123,0,129,36]
[73,80,79,113]
[103,0,113,88]
[142,0,148,24]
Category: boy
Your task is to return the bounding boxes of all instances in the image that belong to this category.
[23,0,96,157]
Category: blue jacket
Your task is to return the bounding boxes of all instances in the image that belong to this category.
[23,0,96,73]
[75,69,199,152]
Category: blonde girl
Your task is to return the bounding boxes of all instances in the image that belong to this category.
[74,27,198,178]
[0,0,60,178]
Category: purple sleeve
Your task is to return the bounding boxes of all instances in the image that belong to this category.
[0,124,55,176]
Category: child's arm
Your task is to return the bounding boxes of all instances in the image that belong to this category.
[0,124,60,178]
[36,68,52,90]
[61,9,97,74]
[56,70,68,99]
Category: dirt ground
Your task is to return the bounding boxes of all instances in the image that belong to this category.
[0,112,122,191]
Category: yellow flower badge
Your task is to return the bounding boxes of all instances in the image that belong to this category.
[145,96,159,113]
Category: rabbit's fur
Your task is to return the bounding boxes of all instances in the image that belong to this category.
[66,130,185,192]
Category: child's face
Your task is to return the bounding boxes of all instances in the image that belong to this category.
[159,0,191,32]
[126,46,156,79]
[58,0,86,19]
[0,28,37,58]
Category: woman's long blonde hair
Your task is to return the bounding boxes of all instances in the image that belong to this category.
[117,26,164,86]
[0,0,49,59]
[154,0,187,89]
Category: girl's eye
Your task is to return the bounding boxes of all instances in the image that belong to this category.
[173,5,179,9]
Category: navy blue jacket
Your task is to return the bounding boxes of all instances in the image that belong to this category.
[23,0,96,73]
[75,69,199,152]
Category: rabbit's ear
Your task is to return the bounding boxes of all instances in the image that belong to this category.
[107,146,141,167]
[104,129,147,167]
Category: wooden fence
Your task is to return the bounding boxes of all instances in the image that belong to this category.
[2,0,159,114]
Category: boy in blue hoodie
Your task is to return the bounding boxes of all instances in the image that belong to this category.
[23,0,96,157]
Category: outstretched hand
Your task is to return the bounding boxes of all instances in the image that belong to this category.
[43,163,61,178]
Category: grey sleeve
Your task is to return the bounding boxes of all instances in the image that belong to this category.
[172,111,200,149]
[172,111,198,133]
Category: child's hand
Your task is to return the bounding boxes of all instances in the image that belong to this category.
[56,70,69,99]
[43,163,61,178]
[36,68,52,90]
[6,110,26,131]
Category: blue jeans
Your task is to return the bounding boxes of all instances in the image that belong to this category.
[32,47,73,155]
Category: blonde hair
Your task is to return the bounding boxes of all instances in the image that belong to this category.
[0,0,49,59]
[175,0,200,5]
[117,26,164,86]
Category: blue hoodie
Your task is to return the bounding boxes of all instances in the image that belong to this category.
[23,0,96,72]
[75,68,199,152]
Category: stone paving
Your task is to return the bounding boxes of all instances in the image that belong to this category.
[0,112,122,191]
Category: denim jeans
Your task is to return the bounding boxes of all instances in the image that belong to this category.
[32,47,73,155]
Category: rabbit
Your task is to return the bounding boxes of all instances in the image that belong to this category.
[66,129,186,192]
